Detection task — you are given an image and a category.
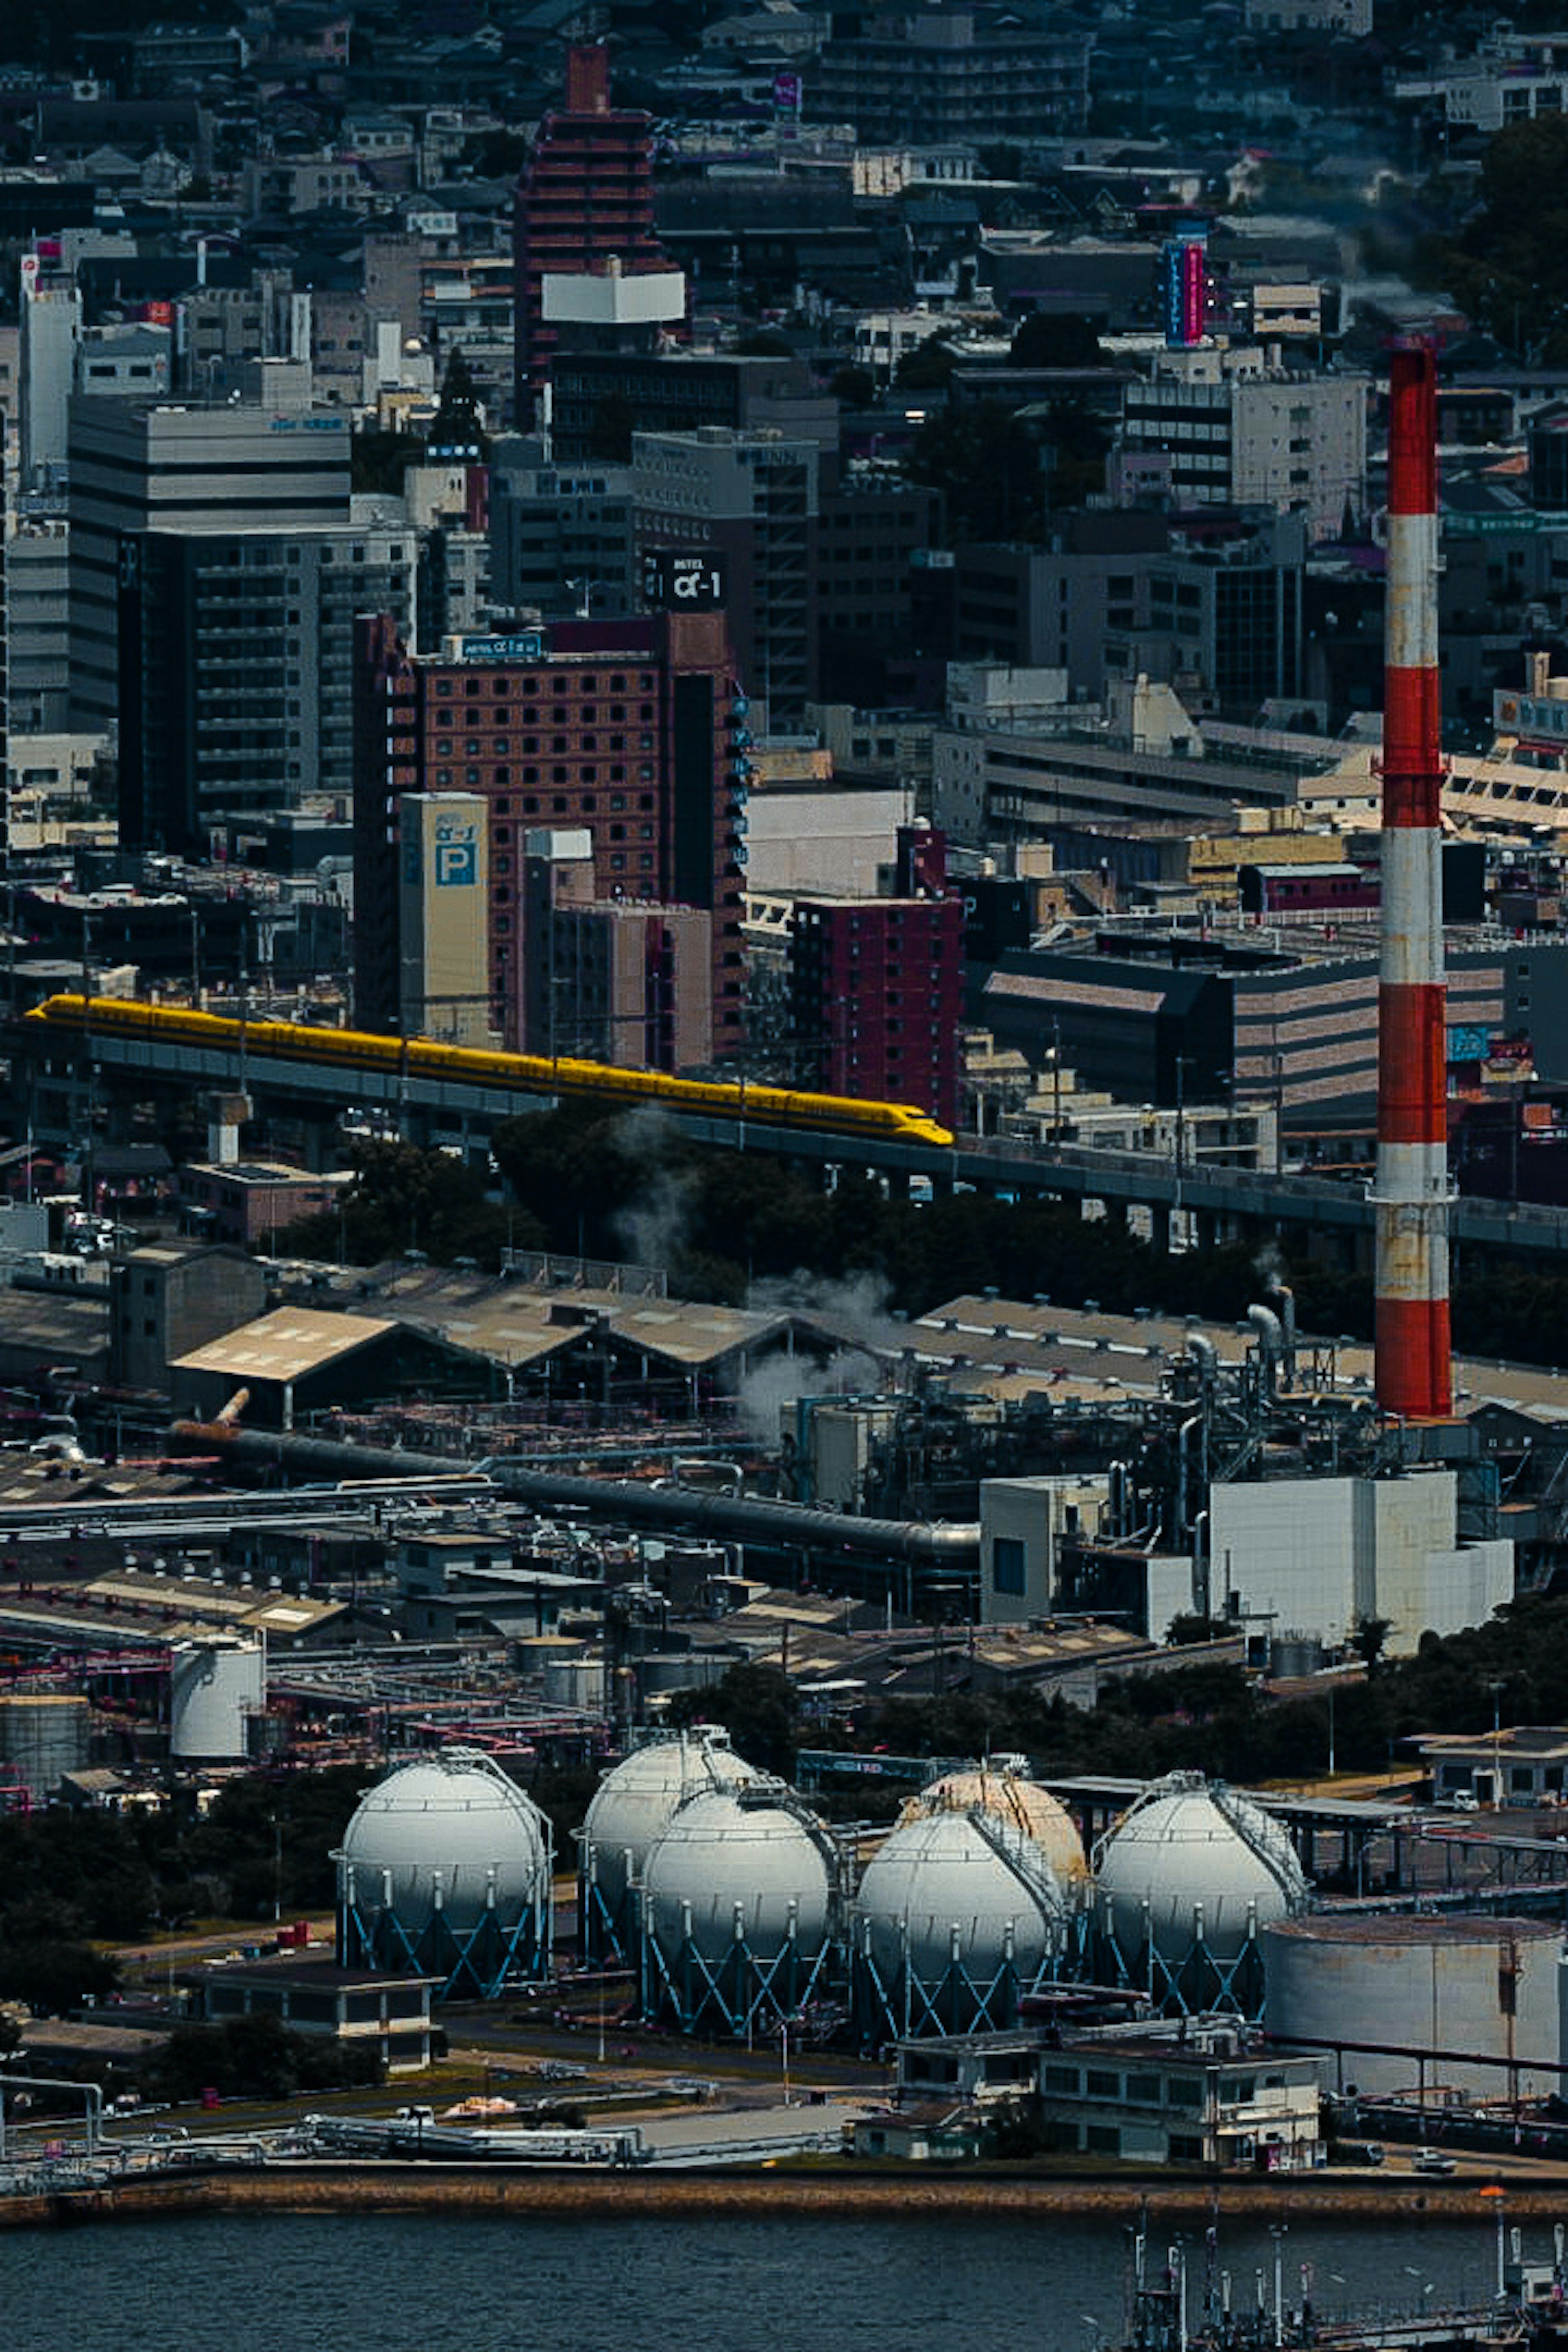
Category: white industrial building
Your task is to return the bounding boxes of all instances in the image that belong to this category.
[980,1472,1109,1625]
[1209,1472,1513,1656]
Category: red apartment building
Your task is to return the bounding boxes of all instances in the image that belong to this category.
[511,43,681,428]
[353,611,746,1060]
[789,827,964,1127]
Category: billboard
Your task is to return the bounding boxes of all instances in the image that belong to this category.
[643,549,727,610]
[1160,229,1209,349]
[398,793,491,1045]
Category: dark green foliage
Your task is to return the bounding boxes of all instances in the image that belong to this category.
[274,1140,535,1270]
[894,339,958,392]
[485,1102,1568,1368]
[0,1768,367,2002]
[839,1593,1565,1791]
[902,400,1049,543]
[351,430,425,497]
[666,1662,801,1777]
[429,346,489,459]
[155,2015,383,2103]
[0,1937,120,2017]
[466,129,530,179]
[1425,116,1568,360]
[176,1768,368,1919]
[829,364,878,408]
[0,1813,157,1940]
[1009,312,1106,370]
[1040,394,1114,506]
[734,330,794,357]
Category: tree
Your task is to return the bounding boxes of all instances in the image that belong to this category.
[734,330,794,357]
[428,346,488,461]
[275,1140,530,1270]
[1351,1614,1392,1677]
[1428,116,1568,360]
[829,364,878,408]
[0,1940,120,2018]
[1009,311,1106,370]
[351,429,424,497]
[894,337,957,392]
[666,1662,801,1776]
[902,400,1049,543]
[1041,394,1113,507]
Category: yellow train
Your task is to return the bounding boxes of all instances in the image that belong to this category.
[23,994,956,1149]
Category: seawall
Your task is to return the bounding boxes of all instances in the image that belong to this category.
[4,2164,1567,2232]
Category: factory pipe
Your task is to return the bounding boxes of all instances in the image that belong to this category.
[1374,340,1451,1420]
[167,1421,981,1568]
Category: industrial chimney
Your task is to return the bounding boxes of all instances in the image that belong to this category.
[1374,341,1451,1419]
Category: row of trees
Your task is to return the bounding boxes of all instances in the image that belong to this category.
[281,1107,1568,1371]
[0,1768,365,2016]
[676,1591,1568,1802]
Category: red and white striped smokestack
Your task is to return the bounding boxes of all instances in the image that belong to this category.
[1375,340,1451,1419]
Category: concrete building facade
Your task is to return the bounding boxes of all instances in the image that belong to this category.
[67,399,352,730]
[117,521,414,852]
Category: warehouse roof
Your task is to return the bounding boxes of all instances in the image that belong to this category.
[171,1309,396,1383]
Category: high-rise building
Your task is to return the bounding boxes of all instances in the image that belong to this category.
[809,9,1092,145]
[67,398,352,730]
[511,44,681,431]
[548,350,836,466]
[789,826,963,1125]
[118,523,414,851]
[18,241,80,493]
[354,611,745,1060]
[5,515,69,736]
[488,437,636,619]
[633,427,819,728]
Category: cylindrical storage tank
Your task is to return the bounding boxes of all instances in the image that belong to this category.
[899,1757,1087,1886]
[335,1746,550,1978]
[581,1731,762,1918]
[541,1656,605,1711]
[0,1693,91,1795]
[637,1654,726,1697]
[643,1784,833,1967]
[170,1635,266,1762]
[854,1807,1070,1984]
[1093,1772,1309,1968]
[1266,1914,1561,2098]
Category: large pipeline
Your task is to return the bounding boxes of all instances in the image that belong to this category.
[168,1422,981,1572]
